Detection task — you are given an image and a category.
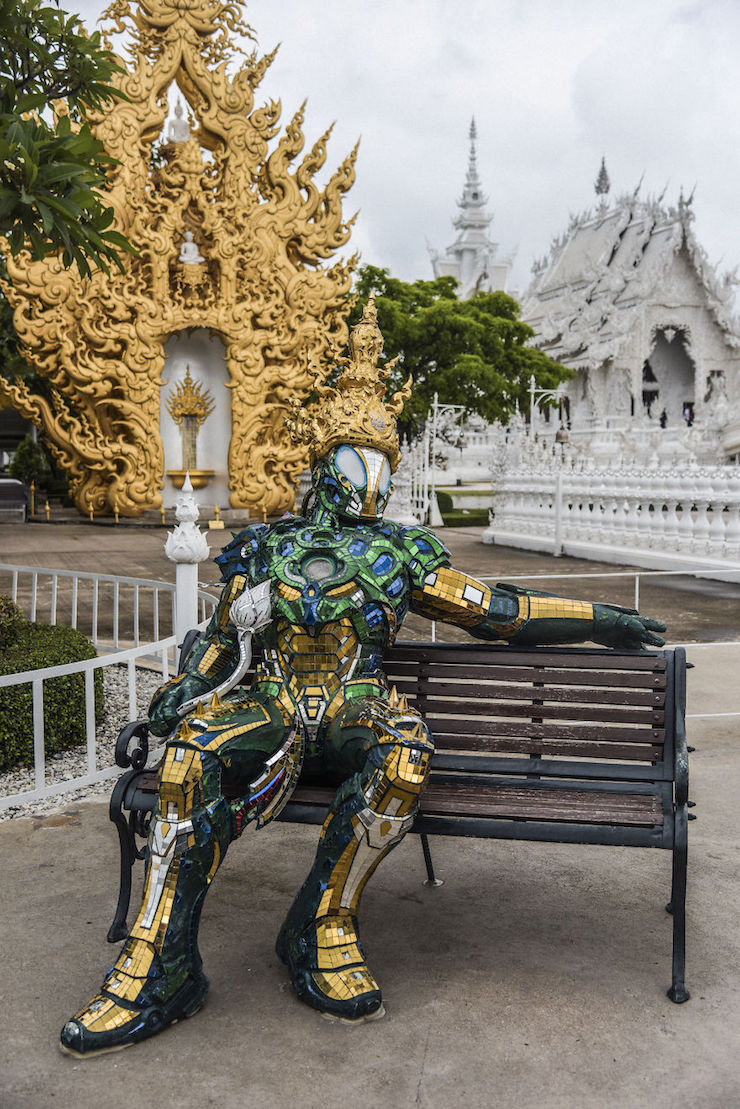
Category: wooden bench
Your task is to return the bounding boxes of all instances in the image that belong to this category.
[108,640,691,1004]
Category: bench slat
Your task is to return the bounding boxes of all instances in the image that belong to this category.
[391,679,666,708]
[425,715,662,742]
[288,782,664,827]
[386,646,667,672]
[430,734,663,761]
[418,698,665,726]
[387,663,667,689]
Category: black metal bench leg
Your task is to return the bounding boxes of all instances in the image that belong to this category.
[420,833,443,887]
[107,770,137,943]
[666,807,690,1003]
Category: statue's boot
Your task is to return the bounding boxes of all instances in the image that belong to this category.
[61,691,299,1057]
[60,739,232,1057]
[277,697,433,1021]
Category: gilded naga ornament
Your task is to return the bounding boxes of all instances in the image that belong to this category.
[0,0,358,515]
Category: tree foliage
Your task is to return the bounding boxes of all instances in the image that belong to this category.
[0,0,133,277]
[8,432,50,485]
[348,265,572,434]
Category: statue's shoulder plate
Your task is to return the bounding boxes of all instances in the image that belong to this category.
[396,524,450,587]
[215,523,270,582]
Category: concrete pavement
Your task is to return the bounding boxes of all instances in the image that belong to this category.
[1,522,739,1107]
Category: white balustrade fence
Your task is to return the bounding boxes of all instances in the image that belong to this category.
[0,566,218,809]
[0,637,177,810]
[486,460,740,579]
[409,426,431,523]
[0,564,217,652]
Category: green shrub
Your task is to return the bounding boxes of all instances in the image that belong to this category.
[0,594,24,649]
[8,434,50,488]
[0,621,104,770]
[434,493,489,528]
[440,509,489,527]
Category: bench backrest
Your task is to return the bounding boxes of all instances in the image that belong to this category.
[383,642,680,782]
[178,632,681,783]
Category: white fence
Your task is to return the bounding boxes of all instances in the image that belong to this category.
[0,564,217,651]
[487,464,740,579]
[408,426,431,522]
[0,638,177,810]
[0,566,218,810]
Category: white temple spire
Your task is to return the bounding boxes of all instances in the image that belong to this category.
[457,116,488,215]
[594,156,610,197]
[429,119,512,299]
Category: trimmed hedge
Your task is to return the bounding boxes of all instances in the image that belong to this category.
[441,509,489,527]
[436,490,454,514]
[435,491,489,527]
[0,615,104,771]
[0,595,24,649]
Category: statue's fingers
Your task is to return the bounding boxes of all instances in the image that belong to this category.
[642,630,666,647]
[643,618,667,633]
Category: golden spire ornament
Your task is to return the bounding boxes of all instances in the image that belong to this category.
[287,295,412,472]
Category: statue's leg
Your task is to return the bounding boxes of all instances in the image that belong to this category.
[276,691,433,1021]
[61,693,298,1057]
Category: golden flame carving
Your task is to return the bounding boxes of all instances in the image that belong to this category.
[0,0,357,515]
[287,295,412,473]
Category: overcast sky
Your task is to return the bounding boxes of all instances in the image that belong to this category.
[76,0,740,300]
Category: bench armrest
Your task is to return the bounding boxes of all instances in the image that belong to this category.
[672,647,689,806]
[115,719,150,770]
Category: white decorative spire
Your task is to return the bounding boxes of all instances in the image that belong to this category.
[456,116,489,223]
[165,473,210,650]
[430,118,512,299]
[165,474,209,564]
[594,156,610,198]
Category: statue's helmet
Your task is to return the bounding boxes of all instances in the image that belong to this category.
[287,295,412,520]
[312,444,393,519]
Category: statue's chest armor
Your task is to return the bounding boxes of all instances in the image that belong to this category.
[261,524,409,635]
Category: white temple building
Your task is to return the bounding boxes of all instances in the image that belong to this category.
[521,162,740,461]
[429,119,513,299]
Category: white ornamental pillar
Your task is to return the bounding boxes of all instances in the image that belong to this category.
[164,474,210,650]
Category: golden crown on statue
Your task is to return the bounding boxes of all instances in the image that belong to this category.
[287,295,412,472]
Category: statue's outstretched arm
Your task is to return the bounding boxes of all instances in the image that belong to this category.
[411,565,665,650]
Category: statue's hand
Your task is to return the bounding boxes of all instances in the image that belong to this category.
[592,603,666,649]
[229,580,272,636]
[149,673,213,736]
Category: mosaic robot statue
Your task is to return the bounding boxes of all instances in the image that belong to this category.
[61,299,665,1056]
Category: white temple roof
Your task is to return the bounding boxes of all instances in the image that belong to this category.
[523,187,739,368]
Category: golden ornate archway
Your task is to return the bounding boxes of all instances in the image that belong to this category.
[0,0,357,514]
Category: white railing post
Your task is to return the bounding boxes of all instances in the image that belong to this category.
[553,470,563,556]
[32,678,45,791]
[84,669,96,776]
[725,473,740,560]
[164,475,210,653]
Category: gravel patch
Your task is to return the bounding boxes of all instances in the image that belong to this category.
[0,665,164,822]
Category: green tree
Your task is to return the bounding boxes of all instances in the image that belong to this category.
[348,265,572,435]
[8,431,50,485]
[0,0,133,277]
